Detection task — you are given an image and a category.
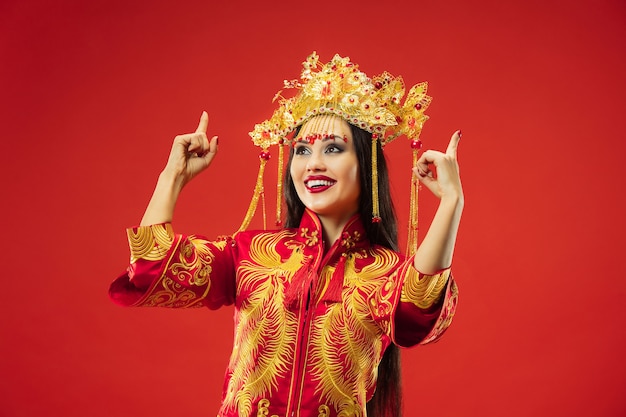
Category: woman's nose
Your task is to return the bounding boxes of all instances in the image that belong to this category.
[306,149,326,171]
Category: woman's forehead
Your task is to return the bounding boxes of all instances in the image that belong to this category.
[297,115,352,137]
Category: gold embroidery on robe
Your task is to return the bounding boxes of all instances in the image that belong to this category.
[222,230,304,417]
[135,236,225,308]
[401,268,450,309]
[114,210,459,417]
[318,404,330,417]
[301,227,319,246]
[256,399,278,417]
[127,223,174,262]
[421,279,458,344]
[136,276,209,308]
[309,247,399,417]
[167,239,214,287]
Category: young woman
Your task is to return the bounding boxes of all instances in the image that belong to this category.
[110,53,463,417]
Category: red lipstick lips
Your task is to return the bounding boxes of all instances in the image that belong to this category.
[304,175,336,193]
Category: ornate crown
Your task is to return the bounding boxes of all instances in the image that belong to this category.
[249,51,431,149]
[241,52,431,256]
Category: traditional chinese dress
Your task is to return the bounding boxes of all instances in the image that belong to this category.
[109,209,458,417]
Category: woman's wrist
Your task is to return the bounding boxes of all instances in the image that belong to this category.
[139,172,183,226]
[439,190,464,210]
[158,169,186,194]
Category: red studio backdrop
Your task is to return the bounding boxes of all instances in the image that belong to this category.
[1,0,625,416]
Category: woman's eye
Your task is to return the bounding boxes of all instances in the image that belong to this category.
[294,145,310,155]
[325,144,343,153]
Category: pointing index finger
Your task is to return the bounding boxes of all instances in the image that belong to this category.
[446,130,461,157]
[196,111,209,134]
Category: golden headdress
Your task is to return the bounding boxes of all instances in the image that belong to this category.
[241,52,432,255]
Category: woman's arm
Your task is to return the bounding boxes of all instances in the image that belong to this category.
[140,111,219,226]
[413,130,464,274]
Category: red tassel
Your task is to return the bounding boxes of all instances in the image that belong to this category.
[284,259,314,309]
[323,255,346,303]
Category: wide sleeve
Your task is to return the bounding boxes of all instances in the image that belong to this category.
[367,258,458,348]
[392,263,458,347]
[109,223,237,310]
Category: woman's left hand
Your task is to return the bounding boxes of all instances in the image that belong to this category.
[414,130,463,200]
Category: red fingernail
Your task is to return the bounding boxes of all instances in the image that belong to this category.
[216,136,219,145]
[458,130,462,137]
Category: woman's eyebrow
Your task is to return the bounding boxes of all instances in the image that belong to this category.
[294,134,344,143]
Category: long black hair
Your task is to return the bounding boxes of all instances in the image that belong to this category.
[284,121,402,417]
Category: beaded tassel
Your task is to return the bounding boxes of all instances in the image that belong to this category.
[237,151,270,232]
[275,141,284,226]
[371,134,381,223]
[406,142,422,256]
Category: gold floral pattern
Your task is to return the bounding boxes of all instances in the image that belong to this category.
[340,231,361,250]
[300,227,319,246]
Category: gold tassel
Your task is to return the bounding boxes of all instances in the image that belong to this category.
[261,189,267,230]
[276,141,284,226]
[371,134,381,223]
[406,148,420,256]
[237,151,269,232]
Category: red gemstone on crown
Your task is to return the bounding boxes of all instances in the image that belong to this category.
[410,140,422,149]
[260,151,271,160]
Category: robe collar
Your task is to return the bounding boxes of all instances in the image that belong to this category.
[285,209,370,307]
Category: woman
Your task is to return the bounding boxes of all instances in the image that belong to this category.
[110,53,463,417]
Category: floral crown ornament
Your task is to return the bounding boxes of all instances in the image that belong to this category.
[240,52,432,256]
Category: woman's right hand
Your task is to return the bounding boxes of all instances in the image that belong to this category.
[139,112,218,226]
[162,111,219,189]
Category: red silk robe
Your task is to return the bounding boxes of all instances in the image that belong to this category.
[110,209,458,417]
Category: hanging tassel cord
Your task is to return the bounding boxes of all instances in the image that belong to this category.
[284,258,315,309]
[323,254,347,303]
[237,156,268,233]
[372,135,380,222]
[276,143,284,226]
[406,149,419,257]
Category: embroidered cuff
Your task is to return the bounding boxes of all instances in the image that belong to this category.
[400,267,450,310]
[127,223,175,263]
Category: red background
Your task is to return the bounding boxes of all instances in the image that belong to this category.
[1,0,625,416]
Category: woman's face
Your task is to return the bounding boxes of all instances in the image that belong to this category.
[290,115,360,224]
